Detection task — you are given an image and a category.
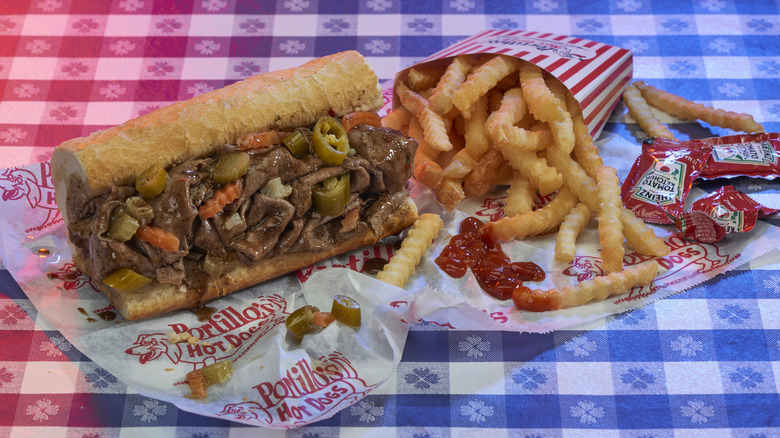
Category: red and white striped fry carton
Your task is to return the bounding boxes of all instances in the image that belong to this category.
[392,29,633,140]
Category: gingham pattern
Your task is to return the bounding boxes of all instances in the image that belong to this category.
[2,0,780,435]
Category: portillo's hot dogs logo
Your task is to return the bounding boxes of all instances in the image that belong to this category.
[218,352,374,427]
[0,162,62,233]
[124,295,288,370]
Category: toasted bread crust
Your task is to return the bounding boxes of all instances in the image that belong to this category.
[52,51,384,225]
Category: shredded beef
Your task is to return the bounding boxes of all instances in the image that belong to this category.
[75,123,416,288]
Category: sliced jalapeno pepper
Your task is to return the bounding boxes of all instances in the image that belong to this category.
[135,163,169,199]
[103,267,152,291]
[331,295,361,327]
[312,116,349,165]
[285,305,320,338]
[212,152,250,185]
[107,213,140,242]
[282,130,310,157]
[312,173,350,217]
[200,360,233,386]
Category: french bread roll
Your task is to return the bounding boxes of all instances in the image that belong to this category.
[52,51,420,320]
[53,50,383,224]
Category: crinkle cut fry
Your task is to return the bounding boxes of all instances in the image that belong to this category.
[504,172,536,217]
[463,95,490,159]
[554,202,591,263]
[545,147,669,257]
[519,63,566,123]
[463,146,506,198]
[543,77,576,155]
[514,261,660,311]
[488,186,577,241]
[634,81,764,134]
[453,55,521,118]
[622,83,675,139]
[596,166,625,274]
[429,55,475,116]
[406,65,442,92]
[397,83,453,151]
[377,214,444,288]
[564,92,603,180]
[382,106,412,131]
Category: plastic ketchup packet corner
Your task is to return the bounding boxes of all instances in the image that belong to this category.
[621,137,712,224]
[676,185,780,243]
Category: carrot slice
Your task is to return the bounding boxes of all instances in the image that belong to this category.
[198,180,243,220]
[186,369,208,399]
[312,311,336,328]
[237,131,289,151]
[135,225,180,252]
[342,111,382,131]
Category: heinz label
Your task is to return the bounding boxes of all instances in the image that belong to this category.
[711,141,777,166]
[630,160,687,206]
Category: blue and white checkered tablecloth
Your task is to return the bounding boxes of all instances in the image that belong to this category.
[1,0,779,436]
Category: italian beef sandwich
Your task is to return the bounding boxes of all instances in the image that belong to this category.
[51,51,419,320]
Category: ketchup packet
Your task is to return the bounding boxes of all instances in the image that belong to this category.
[699,133,780,180]
[621,137,712,224]
[676,185,780,243]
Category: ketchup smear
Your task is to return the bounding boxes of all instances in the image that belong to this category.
[434,217,545,300]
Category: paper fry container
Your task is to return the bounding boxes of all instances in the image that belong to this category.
[392,29,633,140]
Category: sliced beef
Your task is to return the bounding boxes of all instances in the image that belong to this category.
[148,159,208,249]
[230,193,295,261]
[363,190,409,236]
[193,218,229,258]
[289,166,348,217]
[347,125,417,193]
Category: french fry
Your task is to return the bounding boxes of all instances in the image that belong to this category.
[443,148,478,179]
[566,91,604,181]
[546,145,598,211]
[409,117,444,187]
[463,147,506,198]
[463,95,490,159]
[621,209,670,257]
[519,63,566,123]
[596,166,625,274]
[406,65,443,92]
[514,261,659,311]
[634,80,764,134]
[488,187,577,241]
[397,83,453,151]
[504,172,536,217]
[554,202,591,262]
[487,88,543,153]
[496,141,562,195]
[453,55,521,118]
[544,78,576,155]
[435,178,465,211]
[377,213,444,288]
[382,106,412,131]
[622,83,675,139]
[429,55,474,116]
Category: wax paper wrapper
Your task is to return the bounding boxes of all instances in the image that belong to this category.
[0,162,411,429]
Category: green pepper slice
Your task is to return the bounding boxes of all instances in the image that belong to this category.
[136,163,169,199]
[331,295,361,327]
[107,213,140,242]
[312,116,349,165]
[103,267,152,291]
[283,130,309,157]
[200,360,233,386]
[285,305,320,338]
[212,152,250,185]
[312,173,350,217]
